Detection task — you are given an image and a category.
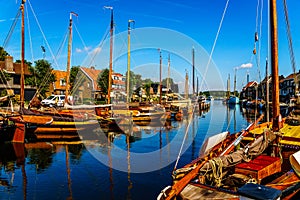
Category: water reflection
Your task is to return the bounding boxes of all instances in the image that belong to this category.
[0,101,264,199]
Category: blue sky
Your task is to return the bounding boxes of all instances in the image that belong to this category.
[1,0,300,92]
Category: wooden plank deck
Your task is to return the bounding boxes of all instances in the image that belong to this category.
[180,183,239,200]
[280,124,300,146]
[249,123,300,146]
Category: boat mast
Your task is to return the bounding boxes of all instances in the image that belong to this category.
[167,53,170,93]
[270,0,281,131]
[65,12,77,105]
[20,0,25,109]
[126,19,134,104]
[185,70,188,99]
[227,74,230,98]
[196,76,199,96]
[107,7,114,104]
[159,49,162,104]
[266,58,270,122]
[192,47,195,95]
[234,68,237,97]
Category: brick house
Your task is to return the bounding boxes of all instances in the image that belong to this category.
[48,70,68,96]
[73,67,126,102]
[0,56,36,101]
[74,66,102,101]
[240,81,258,100]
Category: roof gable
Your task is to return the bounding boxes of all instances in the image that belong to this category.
[80,67,102,90]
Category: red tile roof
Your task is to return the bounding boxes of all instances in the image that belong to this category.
[243,81,258,89]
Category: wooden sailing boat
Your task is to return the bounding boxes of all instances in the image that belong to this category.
[3,0,54,143]
[28,11,101,137]
[158,0,300,199]
[228,68,240,104]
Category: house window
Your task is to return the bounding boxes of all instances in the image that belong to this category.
[60,78,66,86]
[87,83,90,88]
[114,76,118,80]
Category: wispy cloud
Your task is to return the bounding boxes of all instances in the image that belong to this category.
[76,46,91,53]
[235,63,252,70]
[89,47,102,54]
[0,19,6,23]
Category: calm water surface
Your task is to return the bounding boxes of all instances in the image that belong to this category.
[0,101,257,200]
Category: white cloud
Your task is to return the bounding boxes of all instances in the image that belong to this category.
[75,46,92,53]
[84,46,91,51]
[235,63,252,70]
[75,48,83,53]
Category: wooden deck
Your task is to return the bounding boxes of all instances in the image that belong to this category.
[248,122,300,146]
[180,183,239,200]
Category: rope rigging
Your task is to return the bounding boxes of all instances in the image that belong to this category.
[282,0,298,95]
[253,0,263,85]
[199,0,230,92]
[70,24,111,96]
[2,9,21,48]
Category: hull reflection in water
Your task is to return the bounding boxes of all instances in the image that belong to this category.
[0,101,258,199]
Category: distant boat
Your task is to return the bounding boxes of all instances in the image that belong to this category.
[198,95,206,103]
[227,95,239,104]
[207,96,214,101]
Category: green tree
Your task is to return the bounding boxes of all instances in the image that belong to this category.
[70,66,79,92]
[142,78,153,98]
[97,68,112,95]
[162,77,174,87]
[124,71,143,97]
[0,47,9,61]
[135,74,143,88]
[15,59,33,67]
[25,59,56,97]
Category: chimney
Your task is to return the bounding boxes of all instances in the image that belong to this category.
[5,56,14,72]
[90,66,95,70]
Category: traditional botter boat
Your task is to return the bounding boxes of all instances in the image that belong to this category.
[158,0,300,199]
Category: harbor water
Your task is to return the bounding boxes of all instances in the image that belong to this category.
[0,101,256,200]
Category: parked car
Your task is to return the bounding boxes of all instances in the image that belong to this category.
[41,95,66,107]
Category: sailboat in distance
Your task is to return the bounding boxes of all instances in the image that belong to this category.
[228,68,239,104]
[158,0,300,199]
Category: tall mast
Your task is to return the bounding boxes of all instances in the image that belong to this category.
[65,12,77,105]
[270,0,280,131]
[159,49,162,104]
[167,54,170,92]
[185,70,188,100]
[126,19,134,104]
[107,7,114,104]
[20,0,25,109]
[234,68,237,97]
[192,47,195,95]
[227,74,230,98]
[266,58,270,122]
[196,76,199,96]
